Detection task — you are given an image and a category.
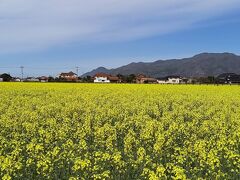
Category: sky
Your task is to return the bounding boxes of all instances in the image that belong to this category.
[0,0,240,77]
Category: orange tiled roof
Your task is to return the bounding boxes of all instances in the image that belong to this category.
[60,71,77,76]
[94,73,110,77]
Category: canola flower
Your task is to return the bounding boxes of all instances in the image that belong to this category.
[0,83,240,179]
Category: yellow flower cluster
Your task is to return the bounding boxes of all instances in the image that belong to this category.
[0,83,240,179]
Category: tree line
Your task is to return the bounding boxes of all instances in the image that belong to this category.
[0,73,231,84]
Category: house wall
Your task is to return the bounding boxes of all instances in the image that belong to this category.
[26,79,39,82]
[157,80,167,84]
[168,78,181,84]
[60,75,77,81]
[157,78,181,84]
[12,79,21,82]
[94,77,110,83]
[64,75,76,78]
[137,78,157,84]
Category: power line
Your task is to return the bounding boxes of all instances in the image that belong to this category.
[0,67,19,69]
[25,67,76,70]
[0,65,90,77]
[0,65,90,70]
[0,66,70,70]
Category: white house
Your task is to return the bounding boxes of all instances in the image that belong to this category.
[167,76,182,84]
[157,79,168,84]
[94,73,110,83]
[0,78,3,82]
[157,76,182,84]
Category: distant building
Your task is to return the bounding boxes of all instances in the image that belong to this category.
[38,76,49,82]
[93,73,120,83]
[217,73,240,84]
[94,73,110,83]
[11,77,21,82]
[25,77,39,82]
[136,74,158,84]
[157,78,168,84]
[137,77,158,84]
[136,74,146,82]
[0,78,3,82]
[108,76,121,83]
[59,71,78,81]
[0,73,12,82]
[157,76,182,84]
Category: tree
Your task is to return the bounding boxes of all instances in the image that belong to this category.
[126,74,136,83]
[82,76,93,83]
[116,74,124,83]
[197,76,216,84]
[0,73,12,82]
[207,76,215,84]
[48,76,55,82]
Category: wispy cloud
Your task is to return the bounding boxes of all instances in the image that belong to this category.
[0,0,240,53]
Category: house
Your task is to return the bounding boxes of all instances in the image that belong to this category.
[94,73,110,83]
[38,76,49,82]
[59,71,78,81]
[93,73,120,83]
[136,74,158,84]
[157,78,168,84]
[136,74,146,82]
[11,77,21,82]
[157,76,182,84]
[0,78,3,82]
[166,76,182,84]
[108,76,121,83]
[0,73,12,82]
[216,73,240,84]
[25,77,39,82]
[137,77,158,84]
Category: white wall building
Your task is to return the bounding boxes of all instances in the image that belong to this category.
[157,79,168,84]
[0,78,3,82]
[168,77,181,84]
[94,77,110,83]
[94,74,110,83]
[157,76,182,84]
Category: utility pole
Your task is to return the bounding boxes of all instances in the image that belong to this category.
[20,66,24,81]
[76,66,79,79]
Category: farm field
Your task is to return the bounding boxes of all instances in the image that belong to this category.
[0,83,240,179]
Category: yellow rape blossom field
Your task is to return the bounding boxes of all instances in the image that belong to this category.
[0,83,240,179]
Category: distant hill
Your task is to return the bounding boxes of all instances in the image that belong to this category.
[82,53,240,78]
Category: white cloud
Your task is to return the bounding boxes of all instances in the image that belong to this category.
[0,0,239,53]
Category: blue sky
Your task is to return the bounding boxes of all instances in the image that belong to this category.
[0,0,240,77]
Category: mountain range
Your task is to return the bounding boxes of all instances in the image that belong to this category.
[82,53,240,78]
